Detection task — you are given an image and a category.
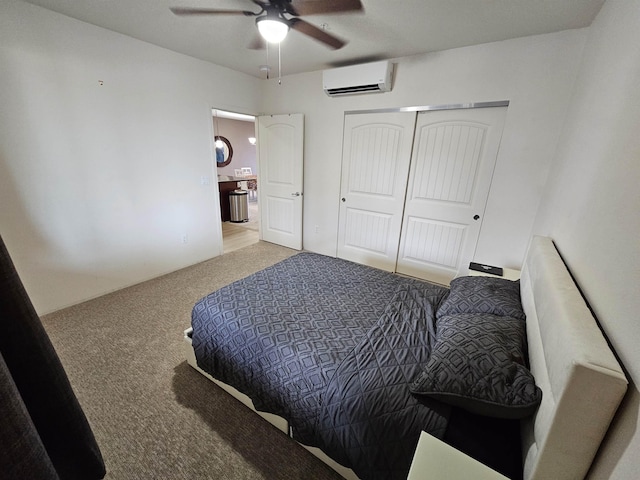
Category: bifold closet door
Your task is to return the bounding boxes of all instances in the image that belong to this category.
[336,111,417,271]
[396,107,507,285]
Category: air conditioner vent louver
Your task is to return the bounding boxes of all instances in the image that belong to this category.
[323,61,393,97]
[326,84,382,96]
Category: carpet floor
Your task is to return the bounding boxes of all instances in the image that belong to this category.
[41,241,343,480]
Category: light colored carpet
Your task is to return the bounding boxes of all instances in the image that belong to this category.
[41,242,342,480]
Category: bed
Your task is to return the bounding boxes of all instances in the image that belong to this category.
[183,236,627,479]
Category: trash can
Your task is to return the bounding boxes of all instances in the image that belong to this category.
[229,189,249,223]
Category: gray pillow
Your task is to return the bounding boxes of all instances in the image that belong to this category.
[438,276,525,320]
[410,313,542,419]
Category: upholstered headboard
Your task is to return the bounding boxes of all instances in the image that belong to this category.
[519,236,627,479]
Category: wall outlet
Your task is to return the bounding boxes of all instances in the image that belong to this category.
[314,225,320,234]
[181,234,188,244]
[200,175,211,186]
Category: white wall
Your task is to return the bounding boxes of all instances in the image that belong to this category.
[532,1,640,478]
[260,29,587,269]
[0,0,262,313]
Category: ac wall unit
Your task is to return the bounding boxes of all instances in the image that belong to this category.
[323,60,393,97]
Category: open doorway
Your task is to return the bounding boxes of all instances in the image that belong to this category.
[212,109,259,254]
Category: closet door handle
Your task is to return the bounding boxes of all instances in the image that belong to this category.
[473,214,480,220]
[341,198,346,202]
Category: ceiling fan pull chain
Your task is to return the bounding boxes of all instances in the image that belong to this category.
[266,43,270,79]
[278,42,282,85]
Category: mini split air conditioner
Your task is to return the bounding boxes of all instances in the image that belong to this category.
[323,60,393,97]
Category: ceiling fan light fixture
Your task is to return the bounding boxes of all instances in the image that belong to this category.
[256,16,289,44]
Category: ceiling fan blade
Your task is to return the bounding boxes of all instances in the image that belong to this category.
[289,18,346,49]
[288,0,363,16]
[170,7,256,16]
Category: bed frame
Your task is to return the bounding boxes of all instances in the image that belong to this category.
[183,236,627,480]
[518,236,627,479]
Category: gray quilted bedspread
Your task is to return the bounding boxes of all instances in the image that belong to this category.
[191,252,450,479]
[310,284,452,479]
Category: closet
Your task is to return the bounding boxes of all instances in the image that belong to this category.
[337,104,507,285]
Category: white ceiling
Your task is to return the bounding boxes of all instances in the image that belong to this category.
[21,0,605,78]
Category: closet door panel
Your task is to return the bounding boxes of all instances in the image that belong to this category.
[337,112,417,271]
[397,107,507,285]
[343,209,393,256]
[401,218,466,269]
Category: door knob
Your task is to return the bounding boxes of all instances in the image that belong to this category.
[291,192,301,197]
[341,198,346,202]
[473,214,480,220]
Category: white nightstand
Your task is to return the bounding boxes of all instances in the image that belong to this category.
[407,432,509,480]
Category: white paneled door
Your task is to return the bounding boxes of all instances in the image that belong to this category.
[396,107,507,284]
[337,112,417,271]
[257,114,304,250]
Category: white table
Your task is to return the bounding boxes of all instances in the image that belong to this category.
[407,431,509,479]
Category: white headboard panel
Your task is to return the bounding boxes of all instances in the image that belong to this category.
[520,236,627,480]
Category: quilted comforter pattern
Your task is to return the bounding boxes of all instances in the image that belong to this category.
[310,284,451,479]
[191,253,450,479]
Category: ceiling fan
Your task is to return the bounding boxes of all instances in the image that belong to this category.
[170,0,363,50]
